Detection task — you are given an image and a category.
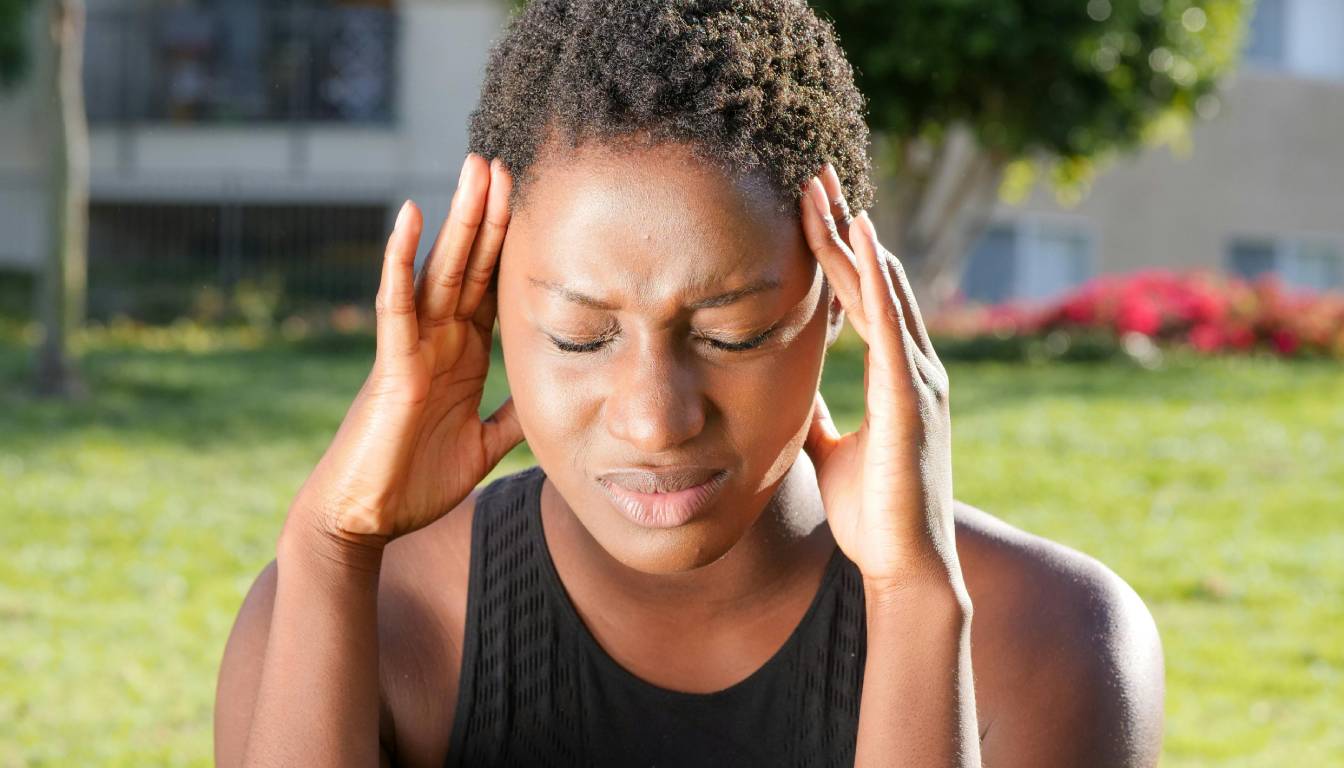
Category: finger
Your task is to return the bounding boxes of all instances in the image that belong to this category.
[803,390,841,470]
[865,216,941,368]
[417,154,491,326]
[855,212,948,394]
[471,275,499,336]
[801,176,870,338]
[851,210,919,392]
[820,162,853,243]
[481,396,524,468]
[375,200,423,362]
[455,158,513,319]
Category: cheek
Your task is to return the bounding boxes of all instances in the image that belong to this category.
[709,308,829,477]
[500,333,591,455]
[498,267,580,452]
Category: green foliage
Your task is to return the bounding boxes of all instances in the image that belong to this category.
[1,329,1341,765]
[0,0,35,87]
[810,0,1251,177]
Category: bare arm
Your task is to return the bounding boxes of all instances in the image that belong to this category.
[215,562,280,768]
[242,531,387,767]
[857,582,978,766]
[800,164,980,764]
[215,552,396,767]
[213,154,521,767]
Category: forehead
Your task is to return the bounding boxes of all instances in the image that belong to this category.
[504,143,807,304]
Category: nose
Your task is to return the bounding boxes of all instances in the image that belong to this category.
[603,339,707,454]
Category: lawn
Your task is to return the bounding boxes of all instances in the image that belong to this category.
[1,327,1340,766]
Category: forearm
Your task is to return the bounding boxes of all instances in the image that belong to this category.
[241,519,385,767]
[855,580,980,767]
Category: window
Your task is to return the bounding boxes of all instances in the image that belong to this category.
[960,225,1017,305]
[1288,0,1344,78]
[1242,0,1344,79]
[1226,236,1344,291]
[1244,0,1287,68]
[960,218,1096,304]
[85,0,399,125]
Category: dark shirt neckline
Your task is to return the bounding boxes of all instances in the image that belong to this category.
[522,465,845,704]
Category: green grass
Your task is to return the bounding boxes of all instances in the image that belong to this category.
[1,330,1340,766]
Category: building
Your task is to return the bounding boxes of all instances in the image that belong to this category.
[960,0,1344,304]
[0,0,506,319]
[1,0,1340,317]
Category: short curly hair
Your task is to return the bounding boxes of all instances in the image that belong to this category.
[466,0,875,215]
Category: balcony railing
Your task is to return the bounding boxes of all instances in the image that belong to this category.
[85,4,398,126]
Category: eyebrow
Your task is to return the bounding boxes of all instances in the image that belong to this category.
[527,276,782,310]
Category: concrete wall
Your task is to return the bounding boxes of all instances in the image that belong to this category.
[3,1,1340,295]
[988,71,1344,284]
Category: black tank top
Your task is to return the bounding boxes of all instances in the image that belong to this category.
[446,465,868,767]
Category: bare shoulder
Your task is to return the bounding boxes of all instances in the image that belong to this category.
[213,490,481,768]
[373,487,481,767]
[952,500,1165,768]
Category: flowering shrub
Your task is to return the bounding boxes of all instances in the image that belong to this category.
[929,269,1344,361]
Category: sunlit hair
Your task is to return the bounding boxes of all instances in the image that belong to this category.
[467,0,875,214]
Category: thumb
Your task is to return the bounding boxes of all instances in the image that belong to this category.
[482,396,525,467]
[803,390,840,471]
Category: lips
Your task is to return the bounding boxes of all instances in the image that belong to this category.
[596,466,728,529]
[598,466,723,494]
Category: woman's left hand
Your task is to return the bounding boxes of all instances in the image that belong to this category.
[799,164,966,605]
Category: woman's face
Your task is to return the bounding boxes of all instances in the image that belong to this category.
[497,142,837,574]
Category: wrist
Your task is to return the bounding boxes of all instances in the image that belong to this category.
[280,498,389,578]
[863,571,973,625]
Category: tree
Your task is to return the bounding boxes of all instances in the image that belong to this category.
[810,0,1251,308]
[0,0,88,397]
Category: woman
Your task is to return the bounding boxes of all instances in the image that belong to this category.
[215,1,1164,766]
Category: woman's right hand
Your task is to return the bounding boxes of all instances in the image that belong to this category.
[284,153,523,553]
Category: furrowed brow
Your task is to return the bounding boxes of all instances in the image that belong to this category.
[528,277,618,310]
[527,276,782,310]
[688,278,782,309]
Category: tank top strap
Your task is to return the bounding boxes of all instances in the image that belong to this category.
[447,465,585,767]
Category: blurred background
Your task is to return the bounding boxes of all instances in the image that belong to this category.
[0,0,1340,765]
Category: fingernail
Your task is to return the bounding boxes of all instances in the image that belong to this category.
[807,177,829,218]
[457,154,472,189]
[395,200,413,230]
[856,210,873,236]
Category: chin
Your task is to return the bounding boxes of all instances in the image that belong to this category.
[606,525,737,574]
[578,489,754,575]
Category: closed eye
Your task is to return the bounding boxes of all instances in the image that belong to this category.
[698,324,779,352]
[548,334,611,354]
[546,324,780,354]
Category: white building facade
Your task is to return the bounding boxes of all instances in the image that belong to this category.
[0,0,505,317]
[1,0,1340,315]
[959,0,1344,304]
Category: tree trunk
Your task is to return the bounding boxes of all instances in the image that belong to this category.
[871,124,1006,316]
[33,0,88,399]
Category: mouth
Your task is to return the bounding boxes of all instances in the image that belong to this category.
[596,467,729,529]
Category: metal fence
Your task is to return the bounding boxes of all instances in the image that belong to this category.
[85,200,391,322]
[85,3,399,126]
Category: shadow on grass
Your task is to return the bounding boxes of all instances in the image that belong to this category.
[0,334,391,450]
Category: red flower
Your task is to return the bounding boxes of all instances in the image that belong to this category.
[1225,324,1257,350]
[1115,297,1162,336]
[1270,329,1300,356]
[1188,323,1223,352]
